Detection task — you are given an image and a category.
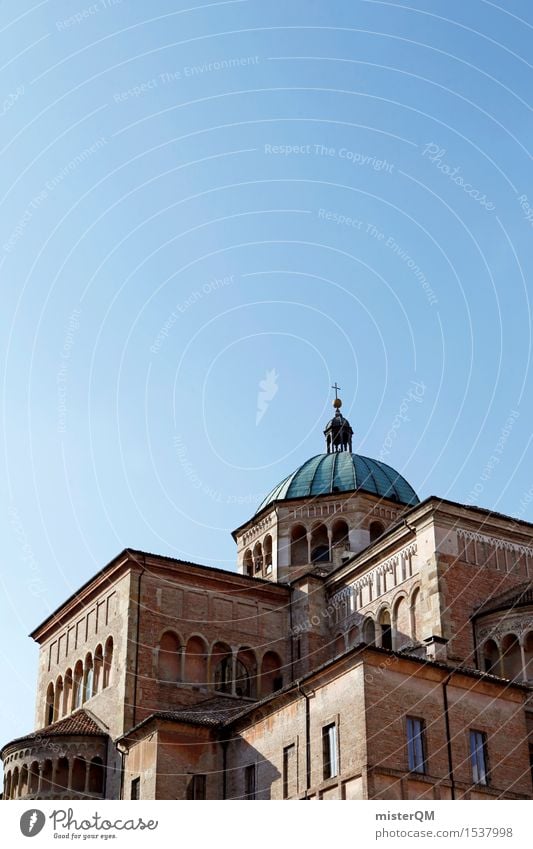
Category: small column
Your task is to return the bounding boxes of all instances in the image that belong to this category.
[327,528,333,562]
[180,647,185,683]
[84,760,91,796]
[37,763,43,794]
[231,651,237,696]
[67,759,74,792]
[50,760,58,794]
[520,642,528,682]
[307,532,311,564]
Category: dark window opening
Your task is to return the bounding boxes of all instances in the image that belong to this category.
[130,777,140,800]
[406,716,426,773]
[244,764,256,800]
[322,723,338,780]
[470,730,489,785]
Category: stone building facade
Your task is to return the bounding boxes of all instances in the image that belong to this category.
[2,400,533,800]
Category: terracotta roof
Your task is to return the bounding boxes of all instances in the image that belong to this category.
[122,696,254,737]
[474,581,533,617]
[1,710,107,755]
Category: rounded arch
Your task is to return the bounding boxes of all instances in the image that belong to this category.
[378,607,392,650]
[73,661,84,710]
[212,641,233,694]
[410,585,422,641]
[83,652,94,703]
[184,634,208,685]
[63,668,73,716]
[93,644,103,695]
[310,522,330,563]
[243,548,253,577]
[71,757,86,793]
[158,631,181,682]
[263,534,273,572]
[392,593,410,650]
[41,760,53,794]
[55,757,69,790]
[348,625,359,647]
[334,632,346,656]
[103,636,114,688]
[54,675,64,721]
[260,651,283,696]
[236,647,257,698]
[332,518,350,549]
[363,617,376,645]
[19,764,28,798]
[524,630,533,681]
[253,541,263,573]
[369,520,385,543]
[501,632,522,681]
[290,523,308,566]
[28,761,39,795]
[12,766,19,799]
[89,756,104,795]
[482,638,500,675]
[45,682,55,726]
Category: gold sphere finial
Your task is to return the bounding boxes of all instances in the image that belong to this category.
[333,397,342,409]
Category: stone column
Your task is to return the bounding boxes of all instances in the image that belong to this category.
[67,759,74,792]
[520,642,527,682]
[51,760,58,795]
[37,763,43,795]
[84,760,91,796]
[307,532,311,564]
[231,651,237,696]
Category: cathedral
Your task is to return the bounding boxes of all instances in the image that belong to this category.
[2,392,533,801]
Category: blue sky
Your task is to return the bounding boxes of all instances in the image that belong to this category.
[1,0,533,752]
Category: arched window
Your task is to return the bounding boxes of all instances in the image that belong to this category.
[12,767,19,799]
[19,765,28,798]
[45,682,55,726]
[55,757,69,790]
[411,587,422,640]
[264,535,273,574]
[482,639,500,674]
[369,521,385,543]
[212,642,233,694]
[184,635,208,685]
[83,654,94,703]
[63,668,73,715]
[393,596,410,650]
[158,632,181,682]
[379,610,392,650]
[310,523,330,563]
[501,633,522,681]
[5,771,11,800]
[290,524,308,566]
[260,651,283,696]
[28,762,39,795]
[524,631,533,681]
[41,760,53,794]
[236,648,257,698]
[348,626,359,647]
[93,645,103,695]
[334,633,346,655]
[332,519,350,550]
[73,661,84,709]
[103,637,114,688]
[243,549,253,577]
[89,757,104,795]
[71,757,86,793]
[253,542,263,574]
[54,676,64,721]
[363,618,376,645]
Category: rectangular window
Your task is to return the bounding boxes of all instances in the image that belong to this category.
[283,744,296,799]
[406,716,427,774]
[192,774,206,800]
[244,764,256,799]
[130,777,140,800]
[322,723,338,780]
[470,730,489,785]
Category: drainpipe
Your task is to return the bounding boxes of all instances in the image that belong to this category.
[297,682,311,798]
[442,672,456,800]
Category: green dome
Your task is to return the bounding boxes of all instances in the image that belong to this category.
[256,453,419,514]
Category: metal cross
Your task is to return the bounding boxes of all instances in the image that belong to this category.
[331,382,341,400]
